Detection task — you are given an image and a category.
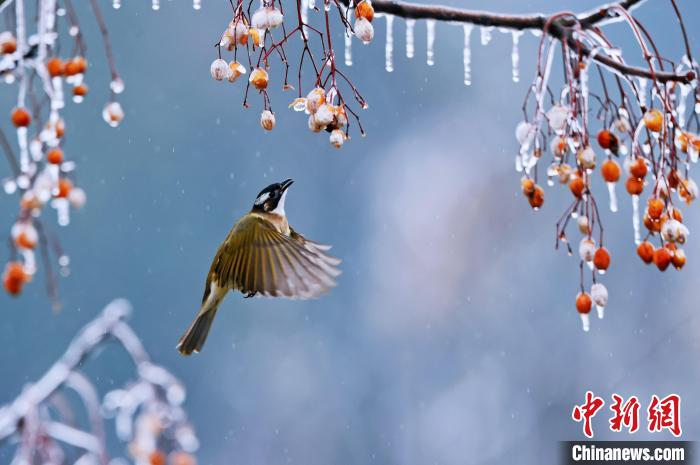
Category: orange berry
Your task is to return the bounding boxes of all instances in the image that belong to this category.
[643,109,663,132]
[600,159,621,183]
[653,247,671,271]
[597,129,619,153]
[593,247,610,271]
[569,177,585,198]
[56,178,72,198]
[629,158,647,179]
[355,1,375,21]
[64,60,79,76]
[11,107,31,127]
[576,292,592,314]
[47,148,63,165]
[73,84,88,96]
[47,57,64,77]
[677,132,690,153]
[170,452,197,465]
[528,185,544,209]
[647,198,664,219]
[670,207,683,222]
[73,56,87,74]
[1,37,17,54]
[671,248,686,270]
[625,176,644,195]
[249,67,269,90]
[6,262,26,282]
[3,276,22,296]
[149,451,166,465]
[521,178,535,196]
[637,241,654,264]
[668,170,680,189]
[643,214,662,233]
[15,232,36,249]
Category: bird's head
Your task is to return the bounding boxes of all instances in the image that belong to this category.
[252,178,294,215]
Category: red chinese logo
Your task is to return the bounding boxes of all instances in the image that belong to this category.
[572,391,605,438]
[609,394,640,433]
[572,392,682,438]
[648,394,682,437]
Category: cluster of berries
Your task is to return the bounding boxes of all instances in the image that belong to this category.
[289,87,349,148]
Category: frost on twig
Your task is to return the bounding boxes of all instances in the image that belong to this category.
[0,299,199,465]
[1,0,126,308]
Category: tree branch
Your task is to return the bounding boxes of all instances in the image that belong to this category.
[355,0,694,83]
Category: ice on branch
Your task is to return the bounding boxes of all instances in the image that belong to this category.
[514,0,698,330]
[2,0,128,306]
[0,299,199,465]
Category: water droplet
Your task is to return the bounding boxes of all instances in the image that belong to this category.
[152,0,160,10]
[193,0,201,9]
[112,0,121,8]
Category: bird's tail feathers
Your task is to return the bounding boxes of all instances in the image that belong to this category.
[177,300,220,356]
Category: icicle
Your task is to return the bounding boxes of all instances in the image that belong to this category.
[344,30,352,66]
[479,26,493,46]
[632,194,641,244]
[580,313,590,332]
[405,19,415,59]
[462,24,472,86]
[606,182,618,212]
[511,31,522,83]
[53,198,70,227]
[301,0,309,37]
[426,19,435,66]
[596,306,604,319]
[152,0,160,11]
[113,0,121,9]
[385,15,394,72]
[193,0,201,9]
[676,83,690,128]
[637,77,647,108]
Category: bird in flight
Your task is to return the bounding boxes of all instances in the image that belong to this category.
[177,179,341,355]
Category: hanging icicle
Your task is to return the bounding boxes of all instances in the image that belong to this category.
[426,19,435,66]
[480,26,493,46]
[112,0,121,8]
[607,182,618,212]
[405,18,415,59]
[385,15,394,72]
[632,194,641,244]
[511,30,522,83]
[152,0,160,11]
[462,24,473,86]
[193,0,201,10]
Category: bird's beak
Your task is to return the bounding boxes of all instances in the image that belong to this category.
[280,179,294,191]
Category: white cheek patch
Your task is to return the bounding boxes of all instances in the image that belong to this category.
[271,189,288,216]
[255,192,270,205]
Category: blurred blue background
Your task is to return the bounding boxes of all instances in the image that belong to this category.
[1,0,700,463]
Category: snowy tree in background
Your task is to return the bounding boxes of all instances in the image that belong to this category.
[0,299,199,465]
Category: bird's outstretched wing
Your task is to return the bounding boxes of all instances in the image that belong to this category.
[207,215,341,299]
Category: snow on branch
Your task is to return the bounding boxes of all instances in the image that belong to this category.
[0,299,199,465]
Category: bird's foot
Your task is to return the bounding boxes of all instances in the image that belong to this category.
[244,291,257,298]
